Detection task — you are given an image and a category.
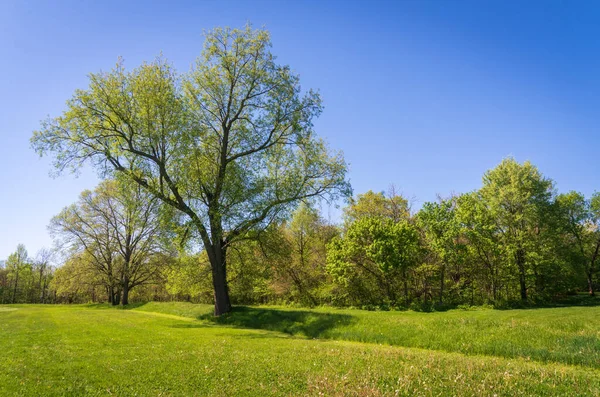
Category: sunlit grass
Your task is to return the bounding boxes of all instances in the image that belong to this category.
[129,301,600,368]
[1,304,599,396]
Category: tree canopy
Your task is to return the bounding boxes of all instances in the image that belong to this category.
[31,25,349,314]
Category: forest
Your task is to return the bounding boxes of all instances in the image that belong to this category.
[2,157,599,311]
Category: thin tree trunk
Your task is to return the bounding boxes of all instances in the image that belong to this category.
[588,271,595,297]
[384,279,396,305]
[38,267,44,303]
[516,248,527,302]
[439,263,445,304]
[589,241,600,296]
[403,268,409,302]
[11,271,19,304]
[113,291,121,305]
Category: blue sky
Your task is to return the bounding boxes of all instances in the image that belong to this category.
[1,0,599,259]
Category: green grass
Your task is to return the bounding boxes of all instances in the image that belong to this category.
[1,303,600,396]
[129,301,600,369]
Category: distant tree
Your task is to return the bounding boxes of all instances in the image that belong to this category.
[343,188,410,225]
[326,217,420,306]
[283,204,335,305]
[32,248,54,303]
[51,253,105,303]
[251,203,339,306]
[479,158,554,302]
[0,264,8,304]
[417,197,464,304]
[456,192,504,303]
[164,252,214,303]
[5,245,30,304]
[51,179,164,305]
[32,25,349,315]
[556,191,600,295]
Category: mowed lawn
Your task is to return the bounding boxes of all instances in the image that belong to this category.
[1,304,600,396]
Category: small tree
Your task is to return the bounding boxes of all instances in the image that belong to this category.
[556,191,600,295]
[5,245,30,304]
[417,198,464,304]
[326,217,420,306]
[33,248,54,303]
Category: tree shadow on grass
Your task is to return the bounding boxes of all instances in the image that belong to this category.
[493,294,600,310]
[169,323,210,329]
[198,306,356,338]
[84,302,149,310]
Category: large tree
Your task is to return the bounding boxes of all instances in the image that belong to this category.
[32,25,348,314]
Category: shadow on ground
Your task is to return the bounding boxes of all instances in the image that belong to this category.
[85,302,149,310]
[493,294,600,310]
[198,306,356,338]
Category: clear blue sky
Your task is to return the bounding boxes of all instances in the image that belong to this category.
[1,0,599,259]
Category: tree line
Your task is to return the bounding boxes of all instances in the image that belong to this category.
[0,245,53,304]
[3,158,599,309]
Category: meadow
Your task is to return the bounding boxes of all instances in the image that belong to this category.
[1,303,600,396]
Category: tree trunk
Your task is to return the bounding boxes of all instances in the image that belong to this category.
[516,248,527,302]
[111,287,121,305]
[208,242,231,316]
[384,279,396,305]
[11,271,19,304]
[403,268,409,302]
[439,263,445,304]
[122,282,130,306]
[38,268,44,303]
[589,241,600,296]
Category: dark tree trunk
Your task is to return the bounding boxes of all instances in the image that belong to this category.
[122,282,130,306]
[384,279,396,305]
[111,288,121,306]
[587,271,595,297]
[208,242,231,316]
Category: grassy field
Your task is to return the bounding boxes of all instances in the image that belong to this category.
[1,303,600,396]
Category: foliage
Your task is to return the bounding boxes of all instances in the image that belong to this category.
[50,179,166,305]
[31,25,349,315]
[326,216,420,306]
